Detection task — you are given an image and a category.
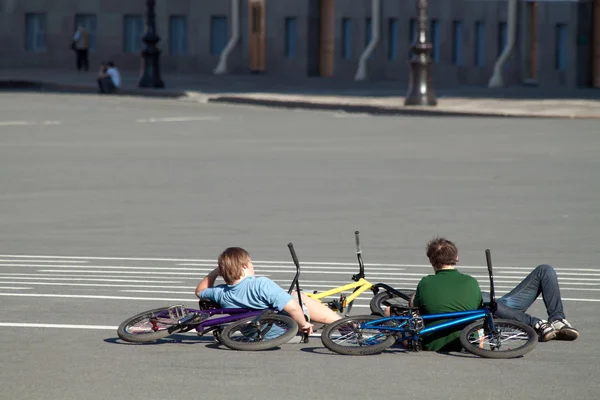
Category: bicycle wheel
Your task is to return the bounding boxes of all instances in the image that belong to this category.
[460,318,538,359]
[321,315,397,356]
[220,314,299,351]
[369,289,414,316]
[117,305,190,343]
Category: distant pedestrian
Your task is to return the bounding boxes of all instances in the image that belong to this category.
[72,25,90,71]
[97,62,121,94]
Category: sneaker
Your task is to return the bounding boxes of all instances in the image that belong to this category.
[551,319,579,341]
[534,320,556,342]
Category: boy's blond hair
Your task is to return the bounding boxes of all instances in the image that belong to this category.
[218,247,251,285]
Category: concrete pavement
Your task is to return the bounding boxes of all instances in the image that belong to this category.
[0,93,598,400]
[1,68,599,119]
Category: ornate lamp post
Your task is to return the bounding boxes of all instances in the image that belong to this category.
[404,0,437,106]
[138,0,164,88]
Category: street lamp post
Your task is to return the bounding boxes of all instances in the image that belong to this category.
[404,0,437,106]
[138,0,164,88]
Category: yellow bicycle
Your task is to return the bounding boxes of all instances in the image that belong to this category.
[287,231,411,315]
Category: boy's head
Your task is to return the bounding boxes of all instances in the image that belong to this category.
[218,247,254,284]
[426,237,458,270]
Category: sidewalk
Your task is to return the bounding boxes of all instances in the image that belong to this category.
[1,69,599,119]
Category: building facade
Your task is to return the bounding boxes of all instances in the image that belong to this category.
[0,0,599,88]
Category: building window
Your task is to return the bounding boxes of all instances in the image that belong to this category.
[341,18,351,59]
[497,22,507,57]
[474,21,485,67]
[123,15,144,53]
[169,15,188,55]
[430,19,440,63]
[555,23,567,71]
[284,17,297,58]
[210,16,228,56]
[74,14,97,50]
[25,13,47,51]
[387,18,399,61]
[452,21,463,65]
[408,18,417,58]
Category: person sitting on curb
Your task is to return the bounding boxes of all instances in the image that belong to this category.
[97,61,121,94]
[195,247,341,335]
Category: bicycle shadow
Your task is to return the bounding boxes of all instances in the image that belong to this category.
[103,333,216,346]
[299,342,409,356]
[104,334,286,352]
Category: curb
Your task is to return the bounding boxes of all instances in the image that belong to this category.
[0,79,187,99]
[207,96,590,119]
[2,79,598,119]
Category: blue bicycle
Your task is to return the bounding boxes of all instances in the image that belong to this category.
[321,250,538,358]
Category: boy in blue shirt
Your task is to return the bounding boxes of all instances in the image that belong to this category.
[195,247,341,334]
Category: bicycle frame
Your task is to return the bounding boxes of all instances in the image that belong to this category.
[363,307,496,340]
[151,305,279,338]
[287,231,376,313]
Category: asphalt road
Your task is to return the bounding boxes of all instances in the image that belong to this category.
[0,92,599,400]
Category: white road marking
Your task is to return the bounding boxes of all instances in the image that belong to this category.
[0,264,217,270]
[135,116,220,123]
[0,276,185,283]
[0,286,31,290]
[0,292,598,303]
[0,260,86,263]
[1,254,595,272]
[0,323,117,330]
[0,293,194,301]
[1,279,599,293]
[0,322,324,338]
[17,269,600,283]
[0,120,61,126]
[0,281,194,289]
[121,290,192,294]
[0,121,33,126]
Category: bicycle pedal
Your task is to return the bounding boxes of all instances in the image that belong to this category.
[328,301,341,312]
[212,330,222,344]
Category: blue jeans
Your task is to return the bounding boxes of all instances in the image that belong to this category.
[482,264,565,328]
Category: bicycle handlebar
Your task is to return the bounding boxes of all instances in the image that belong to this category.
[288,243,300,269]
[355,230,361,254]
[485,249,498,313]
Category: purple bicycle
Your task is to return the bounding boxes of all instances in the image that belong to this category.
[117,258,307,351]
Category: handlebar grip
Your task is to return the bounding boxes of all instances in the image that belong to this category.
[485,249,493,273]
[288,243,300,267]
[355,230,361,254]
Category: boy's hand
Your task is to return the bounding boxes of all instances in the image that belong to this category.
[299,321,314,335]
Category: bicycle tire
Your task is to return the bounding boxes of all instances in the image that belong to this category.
[220,314,299,351]
[369,289,414,316]
[321,315,397,356]
[117,306,188,343]
[460,318,538,359]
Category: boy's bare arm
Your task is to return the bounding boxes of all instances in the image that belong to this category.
[408,293,416,308]
[195,267,220,298]
[283,299,313,334]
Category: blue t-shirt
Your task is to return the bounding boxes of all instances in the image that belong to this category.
[199,276,292,311]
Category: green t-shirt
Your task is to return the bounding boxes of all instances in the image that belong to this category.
[413,269,483,352]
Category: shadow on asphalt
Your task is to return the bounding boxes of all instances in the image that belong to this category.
[104,335,286,352]
[104,334,217,346]
[299,343,409,356]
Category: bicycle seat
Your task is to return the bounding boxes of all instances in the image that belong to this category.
[390,305,420,316]
[198,299,221,310]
